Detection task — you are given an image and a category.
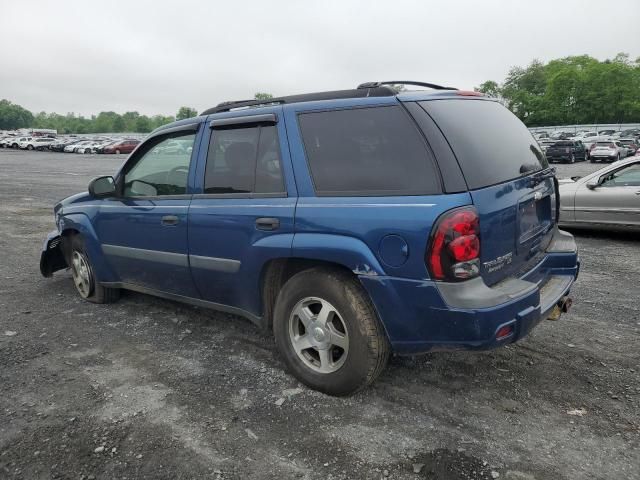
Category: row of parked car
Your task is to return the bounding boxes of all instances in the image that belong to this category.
[532,129,640,164]
[0,135,140,154]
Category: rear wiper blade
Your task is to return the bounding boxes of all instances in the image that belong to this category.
[526,167,556,187]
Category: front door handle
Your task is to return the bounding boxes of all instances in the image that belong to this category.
[161,215,179,226]
[255,217,280,231]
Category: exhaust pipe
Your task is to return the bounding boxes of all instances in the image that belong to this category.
[547,296,572,321]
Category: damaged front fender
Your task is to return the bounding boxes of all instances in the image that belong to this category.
[40,230,67,277]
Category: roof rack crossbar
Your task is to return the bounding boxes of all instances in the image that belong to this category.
[357,81,458,91]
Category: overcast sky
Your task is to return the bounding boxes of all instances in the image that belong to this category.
[1,0,638,117]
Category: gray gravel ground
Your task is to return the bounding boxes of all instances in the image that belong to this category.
[0,150,638,480]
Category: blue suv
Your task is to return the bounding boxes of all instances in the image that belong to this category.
[40,81,579,395]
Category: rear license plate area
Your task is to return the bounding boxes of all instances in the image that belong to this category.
[518,194,552,246]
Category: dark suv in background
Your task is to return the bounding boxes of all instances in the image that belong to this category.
[41,81,579,395]
[545,140,587,163]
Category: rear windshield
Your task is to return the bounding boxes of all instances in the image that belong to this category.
[596,142,614,146]
[418,99,547,190]
[298,105,441,196]
[554,141,573,146]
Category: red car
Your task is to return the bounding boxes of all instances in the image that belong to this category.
[102,139,140,154]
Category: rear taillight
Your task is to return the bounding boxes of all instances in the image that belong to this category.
[590,144,596,150]
[427,207,480,281]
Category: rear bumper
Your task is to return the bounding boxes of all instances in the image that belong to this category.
[360,229,579,355]
[547,154,571,162]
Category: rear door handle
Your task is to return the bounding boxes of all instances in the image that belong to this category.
[255,217,280,231]
[161,215,179,226]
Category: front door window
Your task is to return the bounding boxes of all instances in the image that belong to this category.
[123,133,196,196]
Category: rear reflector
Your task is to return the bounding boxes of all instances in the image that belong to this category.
[496,325,513,340]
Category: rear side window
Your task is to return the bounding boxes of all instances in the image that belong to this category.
[298,106,440,196]
[204,125,285,195]
[419,100,548,190]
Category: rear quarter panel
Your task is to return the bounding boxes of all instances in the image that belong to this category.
[282,99,472,279]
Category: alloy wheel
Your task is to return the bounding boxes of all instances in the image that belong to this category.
[288,297,349,374]
[71,250,93,298]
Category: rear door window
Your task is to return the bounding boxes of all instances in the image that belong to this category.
[298,106,441,196]
[204,125,285,195]
[418,99,548,190]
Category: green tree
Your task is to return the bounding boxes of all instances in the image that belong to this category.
[479,54,640,126]
[0,99,34,130]
[176,106,198,120]
[476,80,501,98]
[134,116,151,133]
[254,92,274,100]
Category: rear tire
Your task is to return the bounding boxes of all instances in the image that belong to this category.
[273,267,390,396]
[569,154,575,164]
[115,149,121,155]
[27,144,34,151]
[65,235,120,304]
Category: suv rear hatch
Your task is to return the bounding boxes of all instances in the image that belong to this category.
[415,98,555,286]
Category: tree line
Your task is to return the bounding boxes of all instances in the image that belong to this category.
[476,53,640,127]
[0,102,199,134]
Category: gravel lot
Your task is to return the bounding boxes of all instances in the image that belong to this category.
[0,150,638,480]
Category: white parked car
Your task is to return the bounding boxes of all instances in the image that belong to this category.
[589,141,628,163]
[583,135,614,157]
[73,139,112,154]
[10,136,32,149]
[20,137,58,151]
[64,140,92,153]
[539,139,556,153]
[87,139,115,153]
[575,131,599,141]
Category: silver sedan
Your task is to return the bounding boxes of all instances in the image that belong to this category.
[559,157,640,231]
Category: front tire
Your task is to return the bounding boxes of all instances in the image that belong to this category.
[115,149,121,155]
[273,267,389,396]
[66,235,119,304]
[27,144,34,150]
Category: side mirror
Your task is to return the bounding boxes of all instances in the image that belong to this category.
[88,176,116,197]
[586,180,599,190]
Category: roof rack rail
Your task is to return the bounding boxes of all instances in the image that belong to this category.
[357,81,458,91]
[200,86,396,115]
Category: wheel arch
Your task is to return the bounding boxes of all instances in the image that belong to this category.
[59,213,118,283]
